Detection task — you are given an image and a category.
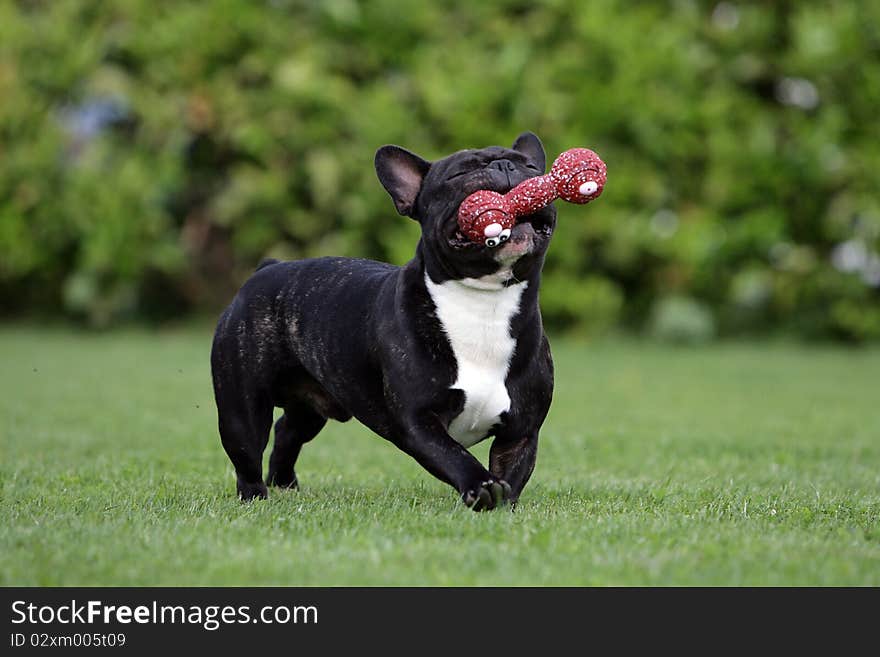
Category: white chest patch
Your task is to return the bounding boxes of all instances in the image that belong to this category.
[424,271,526,447]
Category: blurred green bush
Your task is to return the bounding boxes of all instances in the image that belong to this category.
[1,0,878,339]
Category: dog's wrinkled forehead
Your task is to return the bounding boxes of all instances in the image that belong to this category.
[429,146,535,179]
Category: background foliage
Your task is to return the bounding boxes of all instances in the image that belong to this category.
[1,0,879,339]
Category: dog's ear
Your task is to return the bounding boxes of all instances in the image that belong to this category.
[512,131,546,173]
[375,145,431,217]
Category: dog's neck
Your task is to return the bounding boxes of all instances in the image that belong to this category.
[414,243,538,291]
[436,266,520,292]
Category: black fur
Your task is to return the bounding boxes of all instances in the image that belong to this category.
[211,132,555,510]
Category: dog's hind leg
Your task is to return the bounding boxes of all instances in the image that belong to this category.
[215,394,273,501]
[267,403,327,489]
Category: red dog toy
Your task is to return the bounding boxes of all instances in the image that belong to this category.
[458,148,607,247]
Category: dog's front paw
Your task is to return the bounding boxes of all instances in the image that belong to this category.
[462,479,512,511]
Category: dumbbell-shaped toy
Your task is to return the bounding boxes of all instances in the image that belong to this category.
[458,148,607,247]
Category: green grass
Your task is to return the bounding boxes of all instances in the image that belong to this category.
[1,325,878,586]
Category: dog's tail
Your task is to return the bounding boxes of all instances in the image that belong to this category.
[255,258,280,272]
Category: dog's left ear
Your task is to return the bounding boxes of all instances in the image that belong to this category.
[512,131,546,173]
[375,145,431,217]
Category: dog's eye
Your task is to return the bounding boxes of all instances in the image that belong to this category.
[526,164,539,171]
[446,170,470,181]
[499,229,511,242]
[485,237,499,248]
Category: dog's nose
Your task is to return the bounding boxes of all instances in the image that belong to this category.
[487,159,518,189]
[488,159,516,172]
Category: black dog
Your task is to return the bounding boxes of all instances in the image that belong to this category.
[211,132,555,510]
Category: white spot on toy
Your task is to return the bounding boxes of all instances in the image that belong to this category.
[579,181,598,196]
[484,223,503,237]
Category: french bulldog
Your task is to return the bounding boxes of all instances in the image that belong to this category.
[210,132,555,510]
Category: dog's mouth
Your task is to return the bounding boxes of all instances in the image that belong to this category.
[516,211,554,239]
[447,210,554,250]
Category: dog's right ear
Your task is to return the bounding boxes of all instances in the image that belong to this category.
[512,131,546,173]
[375,145,431,217]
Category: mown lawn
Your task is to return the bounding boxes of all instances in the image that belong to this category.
[0,325,878,585]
